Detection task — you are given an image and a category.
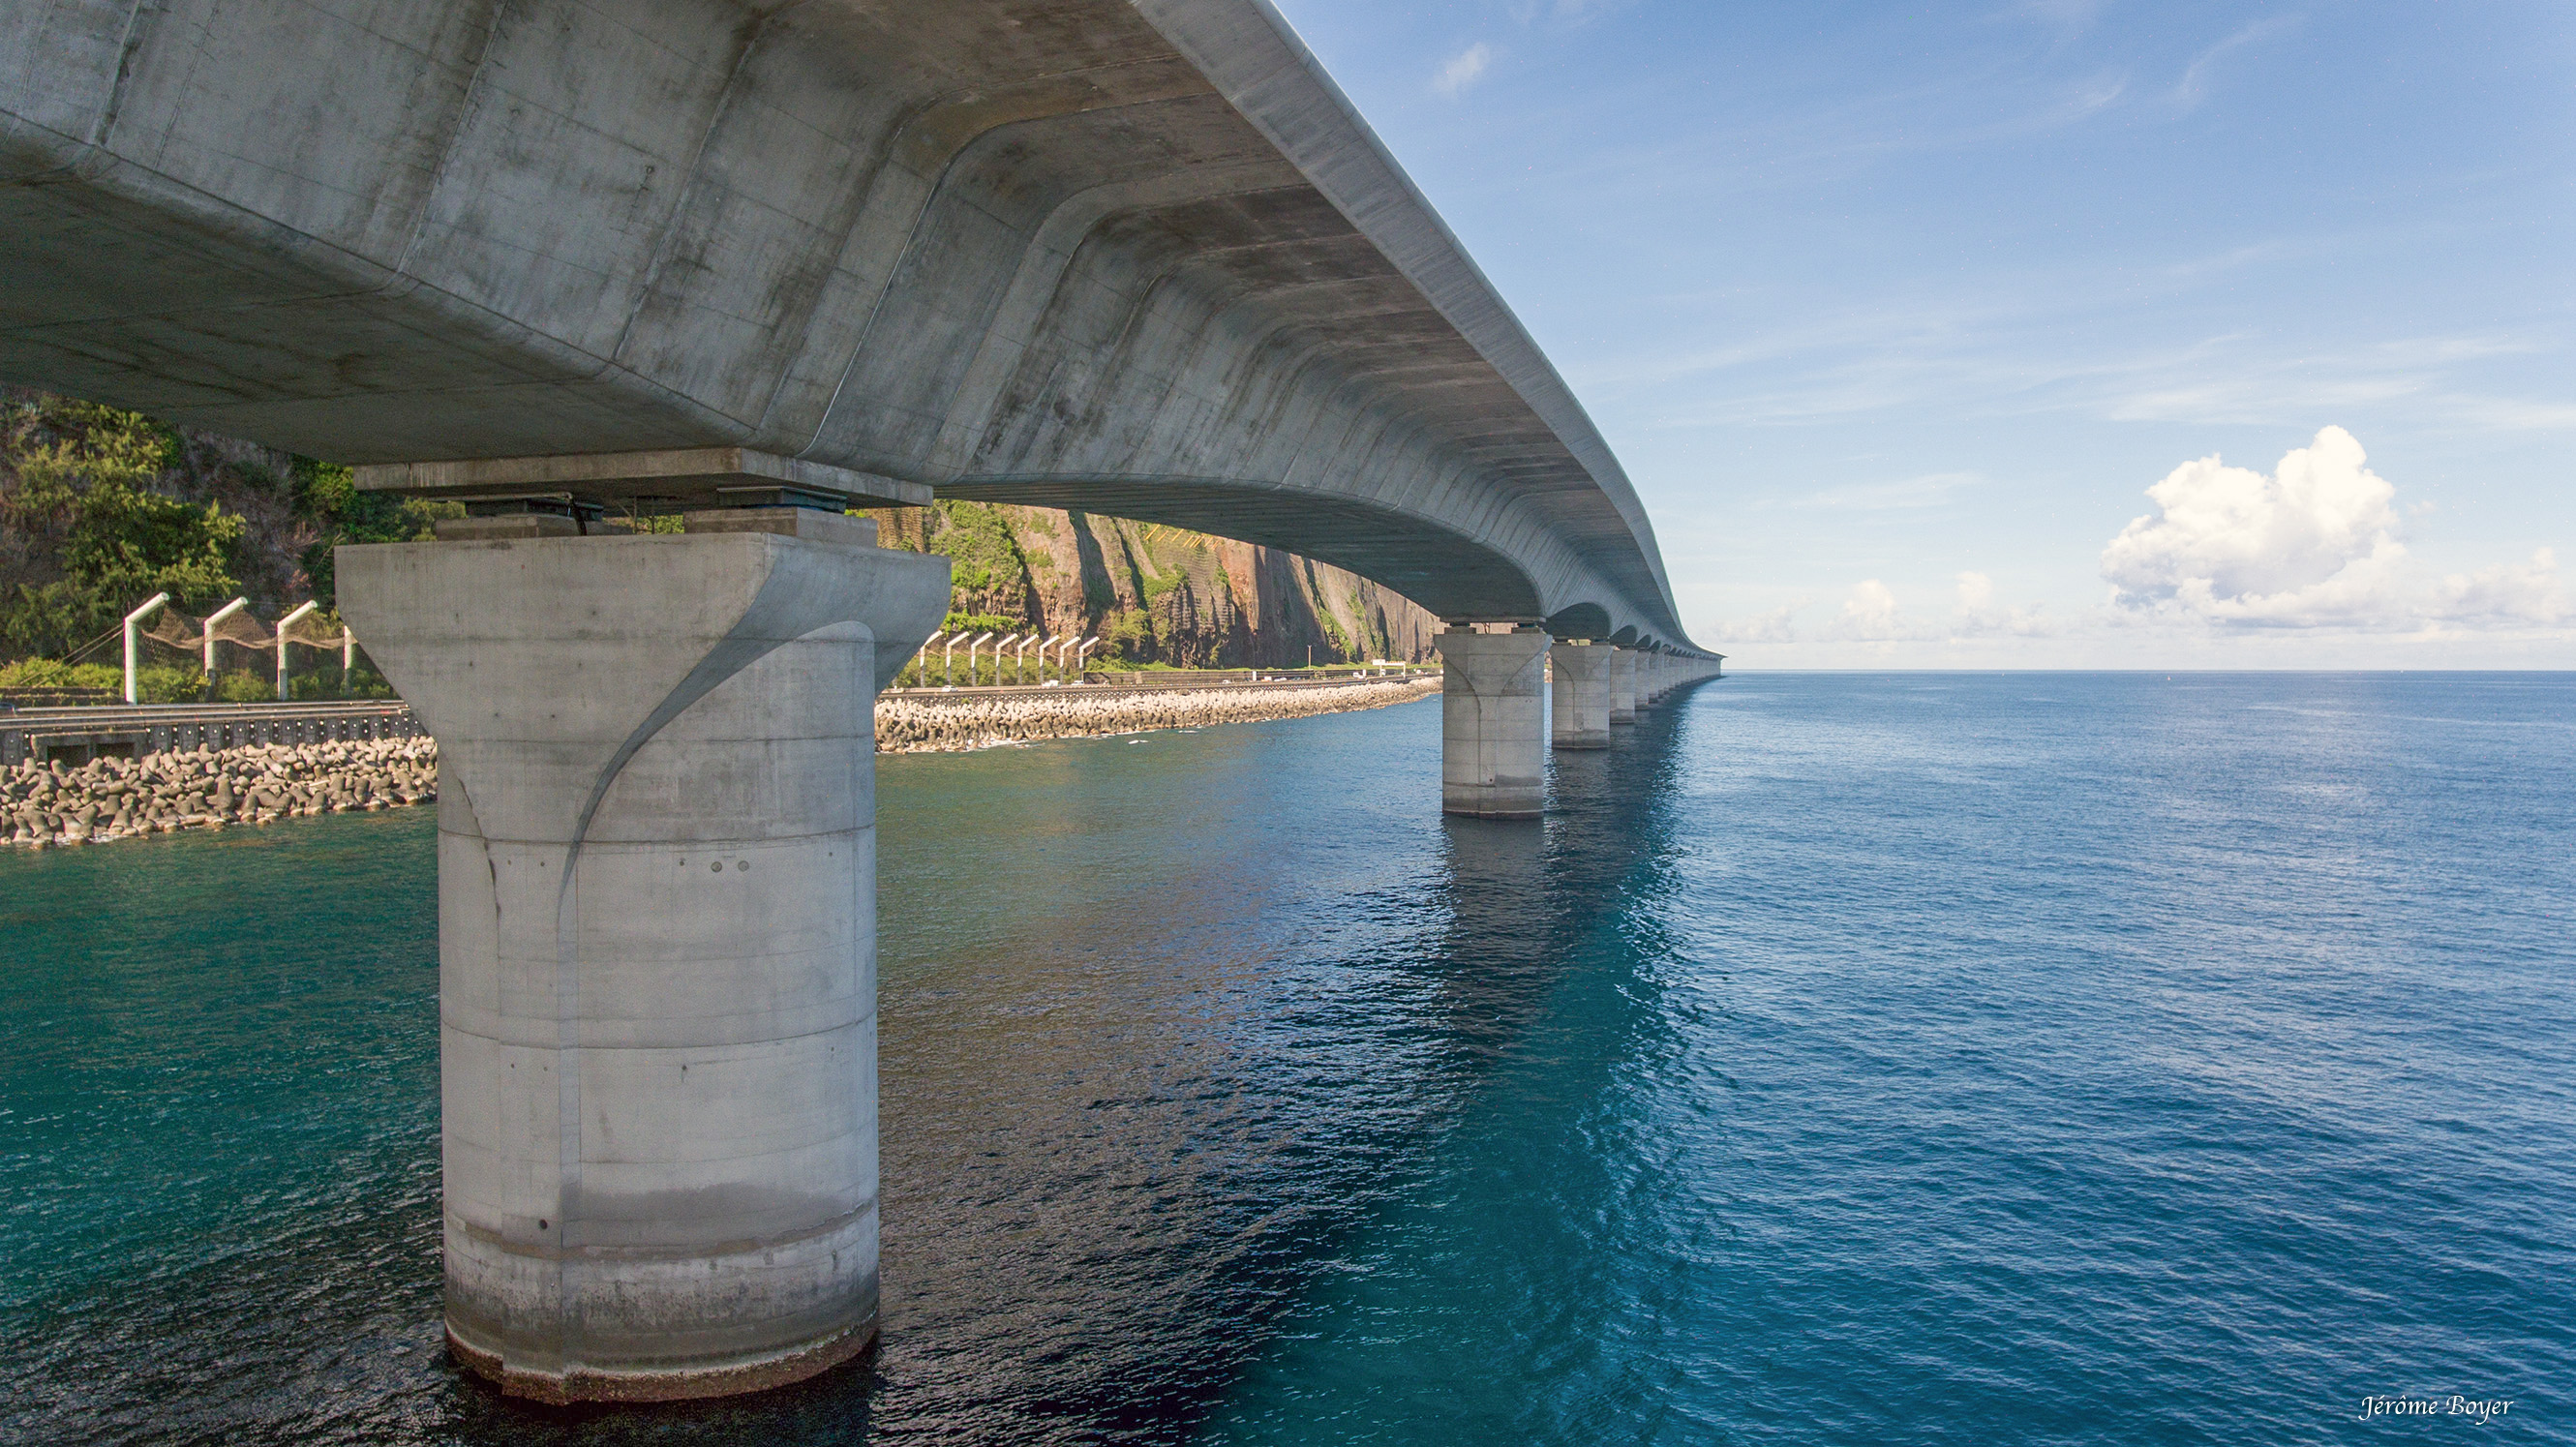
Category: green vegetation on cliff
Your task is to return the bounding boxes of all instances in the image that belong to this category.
[0,390,1438,683]
[0,391,439,690]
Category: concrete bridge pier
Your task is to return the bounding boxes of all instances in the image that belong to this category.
[1549,643,1615,749]
[1436,627,1549,818]
[338,512,947,1403]
[1609,649,1641,727]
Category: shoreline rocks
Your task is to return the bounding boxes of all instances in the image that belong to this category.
[2,679,1441,848]
[876,678,1440,754]
[5,737,439,848]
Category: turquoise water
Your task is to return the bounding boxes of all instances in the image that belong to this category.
[3,675,2570,1443]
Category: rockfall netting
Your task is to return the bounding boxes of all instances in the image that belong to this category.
[139,604,344,662]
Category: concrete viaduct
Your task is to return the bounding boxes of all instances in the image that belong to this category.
[4,0,1720,1402]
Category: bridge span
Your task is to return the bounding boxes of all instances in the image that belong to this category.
[5,0,1720,1402]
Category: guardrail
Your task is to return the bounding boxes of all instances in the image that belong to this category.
[886,669,1438,699]
[6,670,1439,765]
[1077,666,1438,688]
[0,687,120,708]
[1,700,422,767]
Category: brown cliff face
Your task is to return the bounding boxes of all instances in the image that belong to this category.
[862,501,1440,668]
[0,387,1438,674]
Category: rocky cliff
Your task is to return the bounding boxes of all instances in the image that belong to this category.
[1,390,1440,672]
[861,501,1440,668]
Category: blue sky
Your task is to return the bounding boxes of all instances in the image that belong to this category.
[1267,0,2576,666]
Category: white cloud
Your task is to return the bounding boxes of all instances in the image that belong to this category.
[1715,601,1805,643]
[1434,43,1496,99]
[2433,549,2572,628]
[1823,580,1949,641]
[2103,427,2570,631]
[1839,579,1904,637]
[1719,575,2054,647]
[2102,426,2409,625]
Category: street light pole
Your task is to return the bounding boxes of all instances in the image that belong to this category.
[276,600,318,700]
[202,596,249,679]
[122,592,170,705]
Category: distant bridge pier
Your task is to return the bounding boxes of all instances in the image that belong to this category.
[339,511,945,1403]
[1435,627,1549,819]
[1549,643,1615,750]
[1609,650,1642,726]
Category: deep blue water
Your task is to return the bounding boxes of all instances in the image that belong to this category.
[2,674,2569,1444]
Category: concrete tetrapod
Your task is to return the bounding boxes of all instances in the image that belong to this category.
[1549,643,1615,750]
[1435,628,1549,819]
[1609,649,1641,726]
[338,518,947,1403]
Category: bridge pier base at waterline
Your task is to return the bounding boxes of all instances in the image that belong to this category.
[337,513,946,1403]
[1440,638,1726,817]
[1435,627,1550,819]
[1549,642,1616,750]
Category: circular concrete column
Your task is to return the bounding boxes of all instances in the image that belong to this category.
[344,527,945,1402]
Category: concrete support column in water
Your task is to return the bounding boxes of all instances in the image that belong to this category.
[338,514,946,1403]
[1436,627,1549,819]
[1549,642,1615,750]
[1609,648,1640,726]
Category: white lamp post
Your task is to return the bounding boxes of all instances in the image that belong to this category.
[963,631,996,687]
[941,631,966,686]
[987,634,1019,689]
[122,592,170,705]
[1036,634,1064,683]
[912,631,944,691]
[1015,634,1040,684]
[276,600,318,700]
[1075,636,1101,680]
[202,596,249,679]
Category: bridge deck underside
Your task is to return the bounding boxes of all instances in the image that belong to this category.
[0,0,1702,652]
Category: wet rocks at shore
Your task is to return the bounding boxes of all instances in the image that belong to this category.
[2,678,1440,848]
[4,738,438,848]
[876,677,1440,754]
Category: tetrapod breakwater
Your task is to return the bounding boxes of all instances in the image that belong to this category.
[2,678,1442,847]
[876,676,1441,754]
[6,735,437,848]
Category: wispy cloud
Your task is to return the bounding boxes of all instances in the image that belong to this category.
[1795,472,1983,512]
[1434,43,1497,99]
[2171,16,2300,112]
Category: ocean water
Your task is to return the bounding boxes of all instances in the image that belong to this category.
[1,673,2569,1444]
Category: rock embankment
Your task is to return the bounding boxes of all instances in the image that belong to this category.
[877,678,1440,754]
[5,738,438,848]
[2,678,1440,847]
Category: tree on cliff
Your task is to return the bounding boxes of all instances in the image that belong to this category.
[0,391,450,665]
[0,397,242,659]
